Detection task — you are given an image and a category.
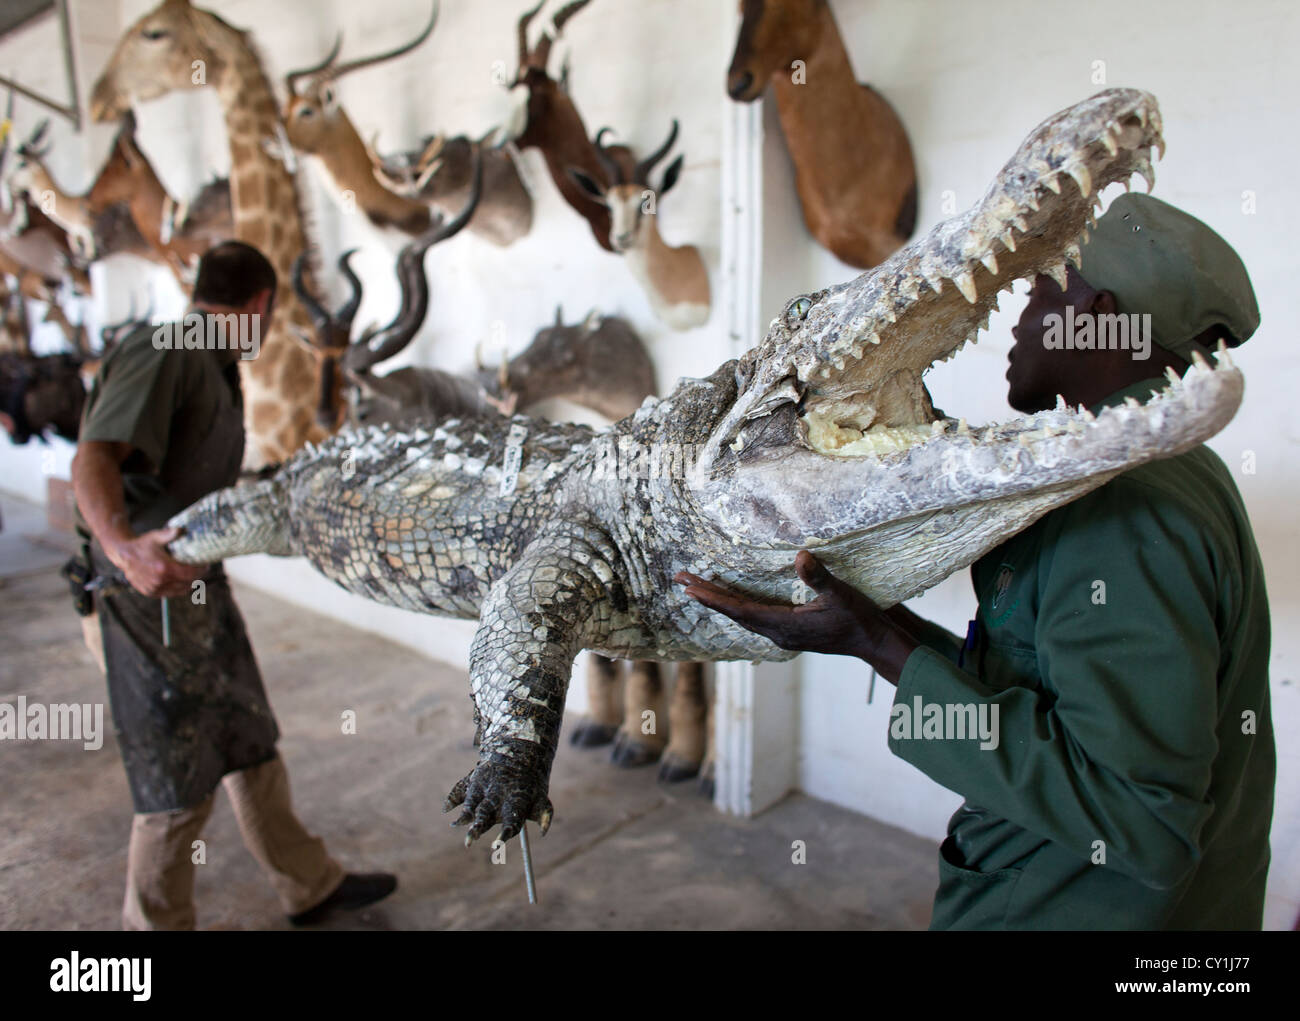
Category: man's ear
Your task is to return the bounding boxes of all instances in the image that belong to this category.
[1092,290,1119,315]
[254,288,275,319]
[0,411,14,438]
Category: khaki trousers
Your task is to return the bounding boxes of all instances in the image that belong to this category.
[121,753,345,930]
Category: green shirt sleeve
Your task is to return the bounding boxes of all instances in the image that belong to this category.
[80,335,189,474]
[890,476,1221,890]
[905,612,964,663]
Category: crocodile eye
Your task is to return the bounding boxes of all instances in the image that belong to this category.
[785,296,812,326]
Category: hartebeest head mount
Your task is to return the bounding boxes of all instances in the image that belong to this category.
[727,0,829,102]
[283,0,439,154]
[568,120,683,252]
[291,150,483,428]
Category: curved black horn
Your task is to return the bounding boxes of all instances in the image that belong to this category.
[290,252,333,339]
[592,126,624,185]
[350,152,481,370]
[323,0,438,82]
[19,118,51,159]
[335,249,364,327]
[534,0,592,69]
[552,0,593,34]
[635,118,679,184]
[422,147,483,250]
[284,32,343,94]
[517,0,547,62]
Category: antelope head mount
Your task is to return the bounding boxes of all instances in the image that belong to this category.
[569,121,711,331]
[8,120,97,261]
[283,2,438,234]
[725,0,918,268]
[284,1,438,155]
[291,151,482,429]
[504,0,632,252]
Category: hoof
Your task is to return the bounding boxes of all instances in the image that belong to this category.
[610,730,663,768]
[698,763,716,800]
[569,720,618,748]
[657,752,702,784]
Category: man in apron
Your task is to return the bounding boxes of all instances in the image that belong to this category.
[678,195,1275,929]
[71,241,396,930]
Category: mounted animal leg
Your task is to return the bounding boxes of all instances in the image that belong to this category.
[610,660,667,768]
[658,661,707,783]
[699,690,716,799]
[569,654,622,747]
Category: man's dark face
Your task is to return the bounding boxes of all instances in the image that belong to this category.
[1007,269,1100,413]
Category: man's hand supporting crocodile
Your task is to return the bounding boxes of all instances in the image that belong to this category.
[681,195,1274,930]
[163,90,1253,862]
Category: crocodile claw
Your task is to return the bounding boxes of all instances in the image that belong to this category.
[443,745,554,845]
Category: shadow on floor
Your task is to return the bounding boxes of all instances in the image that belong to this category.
[0,493,936,930]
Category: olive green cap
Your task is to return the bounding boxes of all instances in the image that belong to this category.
[1077,193,1260,359]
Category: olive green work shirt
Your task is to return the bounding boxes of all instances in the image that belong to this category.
[76,322,246,537]
[891,377,1275,930]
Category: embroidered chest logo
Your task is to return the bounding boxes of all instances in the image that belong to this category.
[988,563,1019,627]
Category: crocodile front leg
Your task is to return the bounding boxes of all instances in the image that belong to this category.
[444,520,626,844]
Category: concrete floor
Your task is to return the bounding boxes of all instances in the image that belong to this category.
[0,494,937,930]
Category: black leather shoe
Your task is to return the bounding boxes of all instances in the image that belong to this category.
[288,872,397,926]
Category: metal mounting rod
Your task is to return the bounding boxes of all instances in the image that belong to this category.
[0,1,82,129]
[519,823,538,905]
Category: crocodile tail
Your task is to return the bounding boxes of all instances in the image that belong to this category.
[166,477,292,564]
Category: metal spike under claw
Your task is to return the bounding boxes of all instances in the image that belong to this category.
[520,822,538,904]
[161,598,171,648]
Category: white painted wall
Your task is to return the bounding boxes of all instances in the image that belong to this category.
[1,0,1295,928]
[785,0,1300,931]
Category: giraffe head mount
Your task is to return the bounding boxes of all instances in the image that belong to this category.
[88,0,243,121]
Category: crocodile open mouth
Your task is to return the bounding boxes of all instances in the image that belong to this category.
[700,87,1243,483]
[795,88,1168,459]
[694,88,1243,563]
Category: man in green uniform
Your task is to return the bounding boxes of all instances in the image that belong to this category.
[677,194,1275,929]
[72,241,396,930]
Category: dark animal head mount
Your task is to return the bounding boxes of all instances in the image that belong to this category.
[0,351,86,445]
[477,304,655,421]
[291,149,483,429]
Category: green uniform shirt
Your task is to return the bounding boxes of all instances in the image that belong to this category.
[891,378,1275,930]
[76,323,246,537]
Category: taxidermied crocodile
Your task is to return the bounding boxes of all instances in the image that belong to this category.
[168,89,1244,845]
